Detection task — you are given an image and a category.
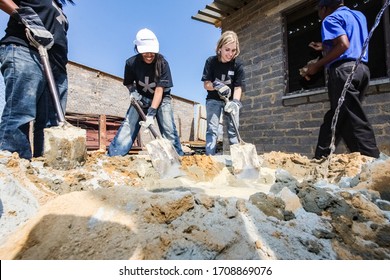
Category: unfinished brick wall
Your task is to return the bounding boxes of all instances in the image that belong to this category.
[67,62,128,117]
[66,62,196,143]
[221,0,390,157]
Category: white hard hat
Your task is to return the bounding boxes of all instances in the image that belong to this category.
[133,28,159,53]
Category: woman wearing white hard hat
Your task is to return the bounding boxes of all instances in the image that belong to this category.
[108,28,184,156]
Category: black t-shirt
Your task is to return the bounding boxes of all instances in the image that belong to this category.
[0,0,69,72]
[201,55,245,100]
[123,54,173,99]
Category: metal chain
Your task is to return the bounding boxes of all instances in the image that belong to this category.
[328,0,390,157]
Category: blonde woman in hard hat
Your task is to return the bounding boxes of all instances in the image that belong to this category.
[108,28,184,156]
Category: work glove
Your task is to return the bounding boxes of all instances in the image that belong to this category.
[129,90,142,102]
[224,99,242,115]
[12,7,54,49]
[139,107,157,130]
[212,80,231,99]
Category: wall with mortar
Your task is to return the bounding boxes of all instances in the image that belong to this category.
[221,0,390,157]
[66,61,196,143]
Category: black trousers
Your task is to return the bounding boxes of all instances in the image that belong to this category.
[314,60,380,159]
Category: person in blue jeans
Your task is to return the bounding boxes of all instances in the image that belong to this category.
[302,0,380,159]
[201,31,245,155]
[0,0,74,159]
[108,28,184,157]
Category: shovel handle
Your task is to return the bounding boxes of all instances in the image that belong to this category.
[221,96,243,143]
[38,46,66,125]
[229,112,243,143]
[130,99,160,139]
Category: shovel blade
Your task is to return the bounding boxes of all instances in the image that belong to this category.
[230,143,260,179]
[146,138,183,178]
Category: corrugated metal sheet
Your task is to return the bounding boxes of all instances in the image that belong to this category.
[191,0,256,27]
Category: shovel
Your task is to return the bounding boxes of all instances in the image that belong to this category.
[36,43,87,169]
[131,99,182,178]
[222,97,260,179]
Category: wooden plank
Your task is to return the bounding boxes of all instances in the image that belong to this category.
[191,15,220,26]
[198,9,223,20]
[98,114,107,150]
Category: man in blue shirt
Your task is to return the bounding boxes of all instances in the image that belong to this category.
[303,0,380,159]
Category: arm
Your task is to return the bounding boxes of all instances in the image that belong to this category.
[232,61,244,102]
[304,35,349,79]
[150,86,163,110]
[139,86,164,129]
[1,0,54,49]
[232,86,242,101]
[150,58,171,109]
[202,57,215,91]
[203,81,214,91]
[0,0,18,15]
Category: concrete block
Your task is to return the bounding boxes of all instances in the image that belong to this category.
[44,125,87,170]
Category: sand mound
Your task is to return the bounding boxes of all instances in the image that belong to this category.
[0,150,389,260]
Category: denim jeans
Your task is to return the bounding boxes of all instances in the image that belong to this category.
[206,99,239,155]
[0,44,68,159]
[108,95,184,156]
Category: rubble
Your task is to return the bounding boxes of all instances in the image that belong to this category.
[43,125,87,170]
[0,150,389,260]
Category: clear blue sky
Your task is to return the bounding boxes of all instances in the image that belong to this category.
[0,0,221,105]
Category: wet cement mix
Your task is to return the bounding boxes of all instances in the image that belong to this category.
[0,150,389,260]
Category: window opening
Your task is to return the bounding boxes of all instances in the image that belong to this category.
[285,0,390,95]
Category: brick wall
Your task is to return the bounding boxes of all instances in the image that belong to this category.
[67,62,128,117]
[221,0,390,157]
[66,62,196,144]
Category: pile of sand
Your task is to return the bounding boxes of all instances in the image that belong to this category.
[0,150,389,259]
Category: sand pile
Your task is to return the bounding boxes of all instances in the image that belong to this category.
[0,150,389,260]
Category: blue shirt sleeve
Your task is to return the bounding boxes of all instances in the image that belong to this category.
[322,14,346,42]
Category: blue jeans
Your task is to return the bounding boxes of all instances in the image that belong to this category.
[108,95,184,156]
[206,99,239,155]
[0,44,68,159]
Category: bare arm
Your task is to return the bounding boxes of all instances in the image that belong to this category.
[0,0,18,15]
[232,86,242,101]
[150,86,164,110]
[203,80,214,91]
[304,34,350,79]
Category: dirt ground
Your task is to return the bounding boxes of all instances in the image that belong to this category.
[0,150,389,260]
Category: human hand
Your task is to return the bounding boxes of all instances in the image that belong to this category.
[12,7,54,49]
[139,107,156,131]
[129,90,142,102]
[308,42,322,51]
[302,63,321,80]
[299,57,320,80]
[212,80,231,99]
[139,115,154,129]
[224,99,242,115]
